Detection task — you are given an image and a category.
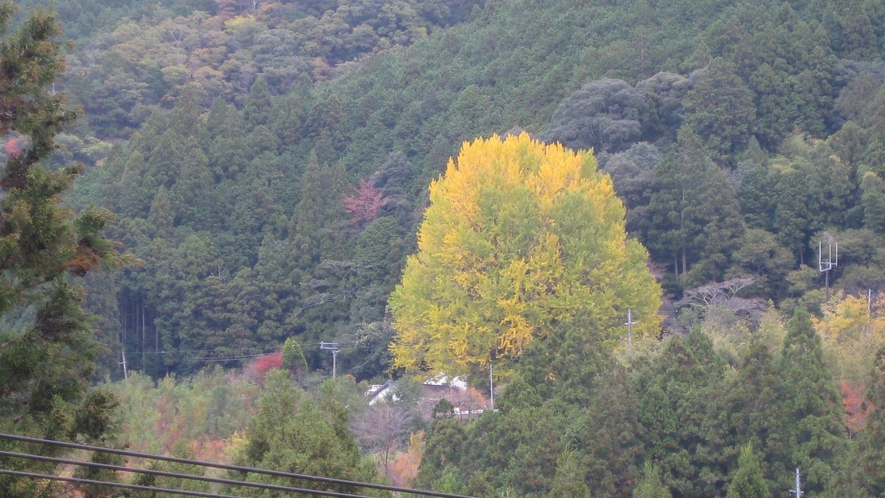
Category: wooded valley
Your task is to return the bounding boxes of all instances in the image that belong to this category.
[2,0,885,495]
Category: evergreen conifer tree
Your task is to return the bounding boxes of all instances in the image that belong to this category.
[861,171,885,232]
[146,129,187,190]
[683,164,746,286]
[749,63,791,149]
[518,309,613,406]
[779,304,846,494]
[170,138,215,228]
[708,338,790,491]
[271,90,306,146]
[839,0,879,59]
[206,96,230,137]
[413,417,467,489]
[208,101,247,179]
[645,127,707,279]
[549,450,591,498]
[859,346,885,495]
[772,166,811,262]
[0,3,126,494]
[573,367,642,497]
[243,76,273,129]
[739,164,777,228]
[147,187,175,238]
[291,151,339,271]
[169,84,210,150]
[644,330,726,495]
[728,444,772,498]
[246,124,281,159]
[633,463,672,498]
[116,150,151,219]
[129,108,170,157]
[232,372,379,496]
[792,27,836,137]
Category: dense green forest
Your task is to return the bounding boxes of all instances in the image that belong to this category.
[46,0,885,382]
[3,0,885,495]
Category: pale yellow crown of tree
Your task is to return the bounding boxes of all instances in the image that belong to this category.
[390,133,662,375]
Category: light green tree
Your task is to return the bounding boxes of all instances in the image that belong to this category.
[633,462,672,498]
[230,371,380,496]
[728,444,772,498]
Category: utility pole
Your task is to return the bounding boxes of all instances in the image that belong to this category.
[789,468,803,497]
[489,362,494,411]
[320,342,339,378]
[818,239,838,306]
[626,308,637,346]
[141,302,146,364]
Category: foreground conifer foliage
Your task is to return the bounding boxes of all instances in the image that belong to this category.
[0,2,127,495]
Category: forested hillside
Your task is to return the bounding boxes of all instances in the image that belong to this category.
[4,0,885,495]
[26,0,484,141]
[51,0,885,381]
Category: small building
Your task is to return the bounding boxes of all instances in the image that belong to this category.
[364,375,489,421]
[365,381,397,405]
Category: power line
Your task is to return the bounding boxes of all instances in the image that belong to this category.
[129,348,279,356]
[184,353,276,363]
[0,469,242,498]
[0,433,474,498]
[123,341,362,359]
[127,341,361,356]
[0,451,374,498]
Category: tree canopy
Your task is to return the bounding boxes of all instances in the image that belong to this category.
[389,133,661,376]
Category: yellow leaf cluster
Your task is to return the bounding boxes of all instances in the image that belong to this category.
[224,15,259,31]
[815,292,885,382]
[389,133,662,375]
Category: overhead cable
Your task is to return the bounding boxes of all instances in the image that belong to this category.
[0,450,372,498]
[0,433,474,498]
[0,469,241,498]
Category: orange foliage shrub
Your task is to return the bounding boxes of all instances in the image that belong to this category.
[191,439,234,464]
[842,381,872,435]
[243,353,283,385]
[387,431,424,488]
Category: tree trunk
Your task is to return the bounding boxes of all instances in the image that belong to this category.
[682,246,687,278]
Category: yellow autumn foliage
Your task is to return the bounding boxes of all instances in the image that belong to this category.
[224,15,256,29]
[389,133,662,375]
[815,292,885,383]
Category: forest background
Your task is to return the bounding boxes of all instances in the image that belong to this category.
[3,0,885,495]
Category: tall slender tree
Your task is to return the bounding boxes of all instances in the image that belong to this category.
[779,304,847,494]
[728,444,772,498]
[859,346,885,495]
[645,127,707,279]
[243,75,273,130]
[0,2,127,495]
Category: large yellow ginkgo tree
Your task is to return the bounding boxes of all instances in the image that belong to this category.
[389,133,661,376]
